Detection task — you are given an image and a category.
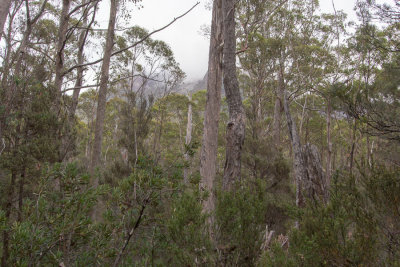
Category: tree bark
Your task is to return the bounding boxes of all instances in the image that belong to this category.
[199,0,223,231]
[61,0,97,160]
[184,93,192,184]
[280,62,306,209]
[54,0,71,111]
[273,90,282,148]
[90,0,118,175]
[69,0,97,118]
[349,119,357,175]
[221,0,245,191]
[0,0,11,42]
[17,168,25,222]
[326,98,332,192]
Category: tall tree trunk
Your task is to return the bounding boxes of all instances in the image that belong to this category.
[17,168,25,222]
[349,119,357,175]
[326,98,332,192]
[273,90,282,148]
[90,0,118,175]
[199,0,223,233]
[184,93,193,184]
[69,0,97,118]
[62,0,97,160]
[54,0,71,111]
[0,0,11,42]
[221,0,245,191]
[280,63,306,209]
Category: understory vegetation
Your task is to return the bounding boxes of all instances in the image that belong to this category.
[1,0,399,266]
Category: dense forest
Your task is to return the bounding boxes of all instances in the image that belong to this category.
[0,0,399,266]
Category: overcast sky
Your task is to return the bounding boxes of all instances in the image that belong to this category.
[98,0,359,82]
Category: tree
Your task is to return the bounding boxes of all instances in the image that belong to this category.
[0,0,12,42]
[199,0,223,231]
[90,0,118,175]
[221,0,246,190]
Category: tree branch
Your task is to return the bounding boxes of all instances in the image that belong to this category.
[64,2,200,75]
[62,74,164,93]
[112,197,150,267]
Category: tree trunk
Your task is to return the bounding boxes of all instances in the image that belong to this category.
[0,0,11,42]
[62,0,97,160]
[221,0,245,191]
[17,168,25,222]
[349,119,357,175]
[273,90,282,148]
[184,93,193,184]
[199,0,223,231]
[69,0,97,118]
[54,0,71,111]
[326,98,332,192]
[280,62,306,209]
[90,0,118,174]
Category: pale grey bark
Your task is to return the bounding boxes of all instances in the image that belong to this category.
[184,93,193,184]
[281,60,327,205]
[199,0,223,228]
[90,0,118,174]
[0,0,12,42]
[221,0,245,191]
[280,58,306,208]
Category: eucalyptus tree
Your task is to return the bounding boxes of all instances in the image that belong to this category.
[90,0,122,177]
[199,0,223,230]
[89,1,197,175]
[221,0,246,190]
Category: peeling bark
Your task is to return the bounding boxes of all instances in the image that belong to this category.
[222,0,245,191]
[199,0,223,233]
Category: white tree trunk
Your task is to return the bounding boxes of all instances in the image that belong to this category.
[184,93,193,183]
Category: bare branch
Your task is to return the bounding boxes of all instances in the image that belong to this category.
[112,196,150,267]
[62,74,164,93]
[64,2,200,75]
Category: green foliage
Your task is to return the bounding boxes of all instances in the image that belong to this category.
[163,190,214,266]
[6,163,103,266]
[260,167,400,266]
[216,177,291,266]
